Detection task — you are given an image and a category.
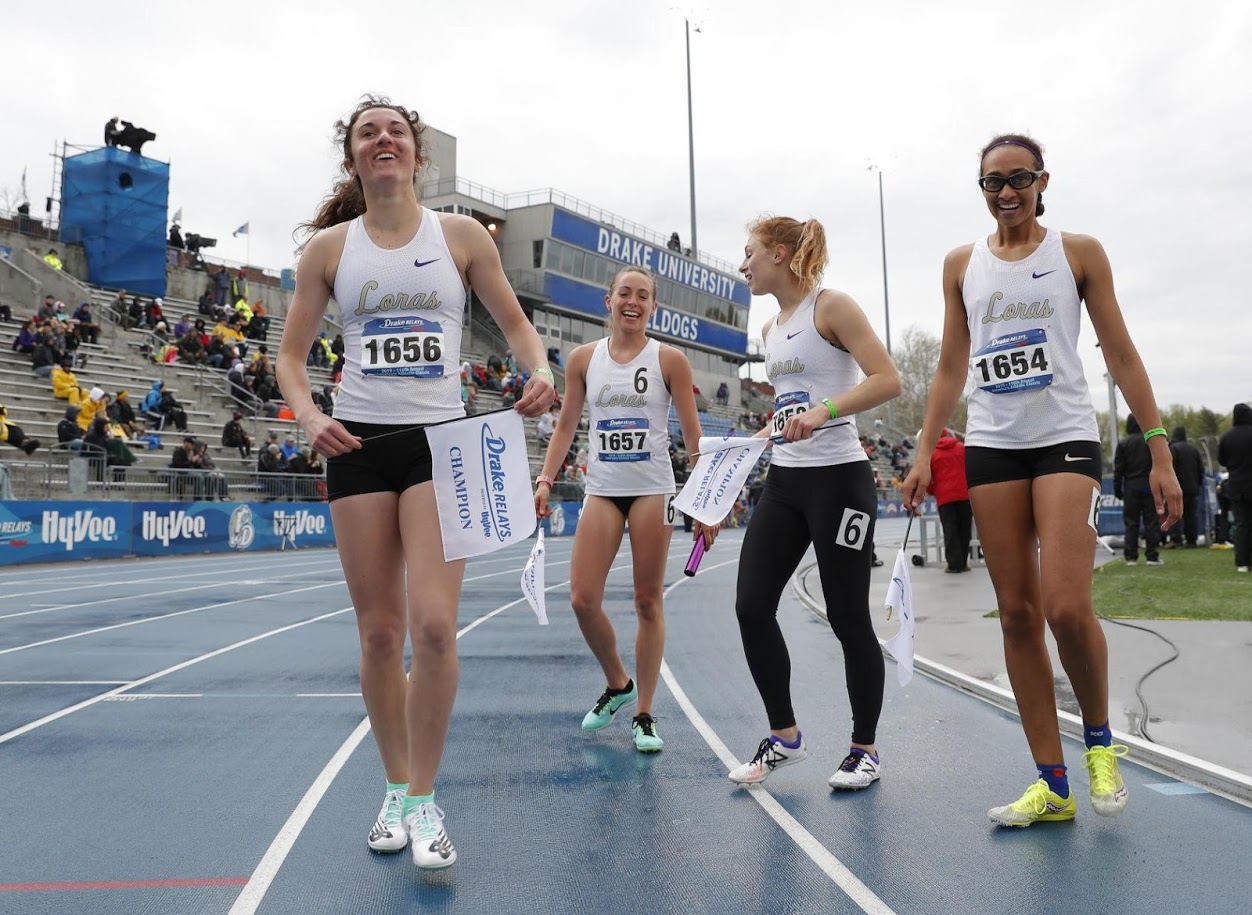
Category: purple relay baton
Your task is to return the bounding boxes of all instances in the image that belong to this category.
[683,536,706,577]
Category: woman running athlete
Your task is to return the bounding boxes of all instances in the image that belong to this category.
[902,133,1181,827]
[535,266,715,752]
[277,96,555,868]
[728,216,901,790]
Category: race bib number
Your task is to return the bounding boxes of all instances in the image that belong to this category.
[771,391,810,443]
[835,508,871,550]
[971,328,1052,394]
[360,316,445,378]
[596,417,651,463]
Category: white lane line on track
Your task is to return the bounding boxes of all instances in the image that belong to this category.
[659,558,898,915]
[226,548,665,915]
[0,680,130,685]
[0,549,344,586]
[0,581,347,656]
[0,565,346,621]
[0,556,342,601]
[0,606,354,746]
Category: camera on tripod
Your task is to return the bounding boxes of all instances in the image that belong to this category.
[185,233,217,253]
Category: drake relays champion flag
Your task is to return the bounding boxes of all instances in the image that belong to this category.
[671,435,768,527]
[427,410,536,561]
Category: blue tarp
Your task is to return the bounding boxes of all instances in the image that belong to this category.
[60,147,168,297]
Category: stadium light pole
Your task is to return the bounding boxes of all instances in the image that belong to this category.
[868,164,894,429]
[685,18,699,257]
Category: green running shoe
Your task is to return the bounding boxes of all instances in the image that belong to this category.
[581,680,637,731]
[632,713,664,752]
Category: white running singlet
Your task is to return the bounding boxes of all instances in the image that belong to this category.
[961,228,1098,448]
[583,338,676,497]
[763,289,866,468]
[331,210,466,424]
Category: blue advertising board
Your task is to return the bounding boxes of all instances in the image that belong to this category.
[0,501,336,566]
[543,273,748,356]
[551,208,750,307]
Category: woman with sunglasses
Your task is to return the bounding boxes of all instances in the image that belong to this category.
[902,133,1181,827]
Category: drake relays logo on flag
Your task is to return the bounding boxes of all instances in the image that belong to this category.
[428,410,536,561]
[672,435,768,526]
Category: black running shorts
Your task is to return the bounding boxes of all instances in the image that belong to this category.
[325,420,434,502]
[964,439,1102,488]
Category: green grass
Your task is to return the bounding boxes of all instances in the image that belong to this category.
[1092,546,1252,621]
[979,548,1251,621]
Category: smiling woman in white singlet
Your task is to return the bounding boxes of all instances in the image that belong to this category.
[276,96,555,871]
[903,133,1181,829]
[534,266,715,754]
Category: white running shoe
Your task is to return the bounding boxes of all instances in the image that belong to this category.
[728,735,808,785]
[827,750,881,790]
[366,789,409,853]
[405,802,457,869]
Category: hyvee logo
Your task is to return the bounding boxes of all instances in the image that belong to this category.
[272,510,327,540]
[142,510,208,547]
[479,424,513,542]
[41,510,119,552]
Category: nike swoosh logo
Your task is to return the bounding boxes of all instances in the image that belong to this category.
[413,258,441,268]
[786,330,804,340]
[1032,270,1055,279]
[1063,454,1090,462]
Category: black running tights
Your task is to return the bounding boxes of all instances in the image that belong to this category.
[734,462,884,744]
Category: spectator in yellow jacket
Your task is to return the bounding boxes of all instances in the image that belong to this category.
[77,388,109,431]
[51,359,87,405]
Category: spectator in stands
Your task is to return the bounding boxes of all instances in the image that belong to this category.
[536,402,559,445]
[86,415,136,471]
[231,269,249,305]
[169,436,203,499]
[51,358,87,405]
[144,297,166,330]
[311,384,335,416]
[37,295,56,323]
[0,404,41,455]
[330,334,344,373]
[0,300,9,322]
[127,295,144,329]
[927,428,972,573]
[168,223,184,250]
[227,358,253,405]
[177,326,209,365]
[197,290,215,317]
[716,381,730,406]
[43,248,63,270]
[668,232,682,252]
[71,302,101,345]
[12,318,38,354]
[174,314,192,339]
[308,332,331,368]
[212,265,231,308]
[1115,414,1162,565]
[77,388,109,432]
[195,441,229,500]
[30,330,56,378]
[108,389,139,439]
[547,346,563,369]
[280,434,299,462]
[1167,426,1205,549]
[57,405,85,451]
[252,300,271,338]
[206,331,231,369]
[222,410,252,457]
[257,443,288,499]
[1218,403,1252,574]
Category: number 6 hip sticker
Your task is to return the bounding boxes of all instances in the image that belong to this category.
[835,508,871,550]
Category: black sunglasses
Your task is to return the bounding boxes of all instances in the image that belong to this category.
[978,170,1044,192]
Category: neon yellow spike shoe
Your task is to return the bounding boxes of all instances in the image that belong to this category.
[1084,744,1130,816]
[988,779,1077,827]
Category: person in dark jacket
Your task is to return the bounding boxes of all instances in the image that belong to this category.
[57,405,85,451]
[107,389,139,439]
[1167,427,1205,548]
[1217,403,1252,573]
[927,428,973,572]
[1114,414,1162,565]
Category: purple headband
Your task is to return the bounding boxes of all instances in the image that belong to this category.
[983,139,1044,165]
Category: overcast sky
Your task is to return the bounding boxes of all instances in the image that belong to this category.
[4,0,1248,415]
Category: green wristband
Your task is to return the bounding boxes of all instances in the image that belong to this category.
[533,366,554,382]
[822,398,839,420]
[1143,427,1167,442]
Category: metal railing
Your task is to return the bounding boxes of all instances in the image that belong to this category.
[420,177,740,276]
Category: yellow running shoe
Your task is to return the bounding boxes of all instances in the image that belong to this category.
[1084,744,1130,816]
[988,779,1077,827]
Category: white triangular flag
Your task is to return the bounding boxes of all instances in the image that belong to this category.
[882,549,915,686]
[672,435,768,527]
[521,528,547,625]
